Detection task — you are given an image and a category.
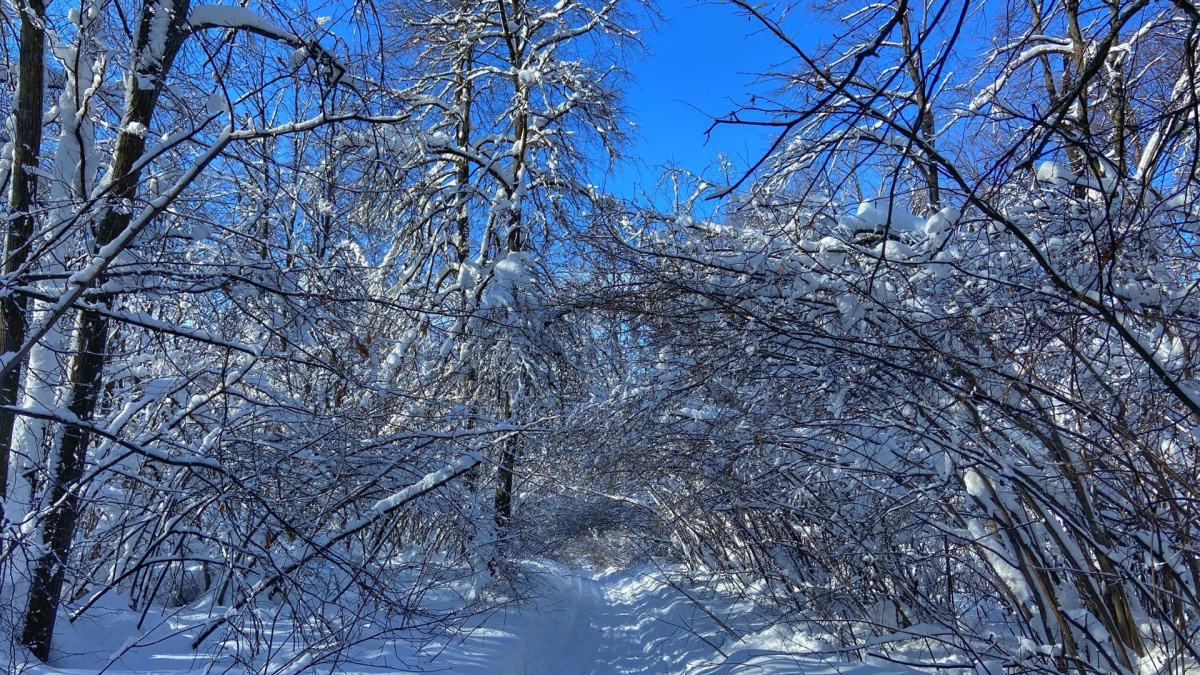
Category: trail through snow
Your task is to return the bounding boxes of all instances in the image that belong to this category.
[8,561,922,675]
[426,562,907,675]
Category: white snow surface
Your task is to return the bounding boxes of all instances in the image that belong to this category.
[4,561,921,675]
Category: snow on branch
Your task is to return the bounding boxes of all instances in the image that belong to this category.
[370,454,479,513]
[187,5,345,83]
[187,5,292,39]
[189,452,480,649]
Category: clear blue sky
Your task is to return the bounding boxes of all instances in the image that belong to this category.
[600,0,819,200]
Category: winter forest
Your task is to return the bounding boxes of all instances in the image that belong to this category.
[0,0,1198,671]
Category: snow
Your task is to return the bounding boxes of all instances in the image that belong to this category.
[4,561,925,675]
[188,5,288,37]
[517,68,543,86]
[136,0,174,85]
[188,6,347,84]
[289,47,309,68]
[843,199,925,239]
[1035,161,1076,186]
[923,207,960,236]
[371,453,480,513]
[122,121,149,138]
[204,91,227,116]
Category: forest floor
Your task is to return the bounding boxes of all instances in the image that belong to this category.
[8,561,920,675]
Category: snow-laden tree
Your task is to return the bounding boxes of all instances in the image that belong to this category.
[358,0,645,560]
[0,0,649,664]
[0,0,499,665]
[596,0,1200,671]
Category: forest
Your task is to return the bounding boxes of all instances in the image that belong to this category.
[0,0,1198,671]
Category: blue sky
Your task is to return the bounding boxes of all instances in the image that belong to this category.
[600,0,819,199]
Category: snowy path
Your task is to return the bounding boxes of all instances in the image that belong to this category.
[522,573,605,675]
[440,563,856,675]
[11,561,922,675]
[519,569,698,675]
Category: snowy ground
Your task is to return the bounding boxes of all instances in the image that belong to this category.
[5,561,920,675]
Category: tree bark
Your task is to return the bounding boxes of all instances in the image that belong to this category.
[898,5,939,215]
[1,0,47,500]
[491,0,529,530]
[20,0,192,659]
[493,390,515,528]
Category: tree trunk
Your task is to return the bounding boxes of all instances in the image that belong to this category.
[898,6,938,215]
[493,444,515,528]
[1,0,47,500]
[491,4,528,530]
[493,390,515,528]
[20,0,191,658]
[19,310,110,660]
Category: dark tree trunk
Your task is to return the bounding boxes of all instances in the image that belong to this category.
[19,0,192,659]
[491,45,529,531]
[493,391,515,528]
[1,0,48,500]
[19,310,110,660]
[494,444,515,528]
